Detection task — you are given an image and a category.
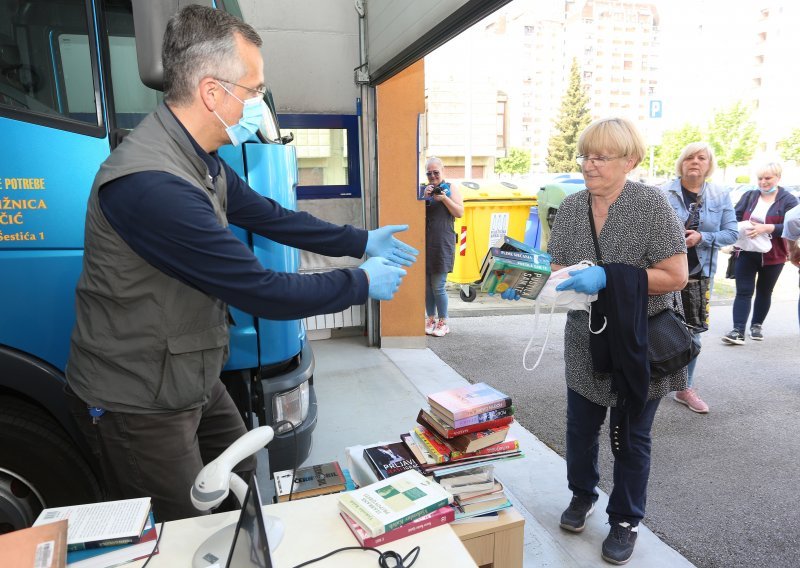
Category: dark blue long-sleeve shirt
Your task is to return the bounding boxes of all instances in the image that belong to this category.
[99,139,368,321]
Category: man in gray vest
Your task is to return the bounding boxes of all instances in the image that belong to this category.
[65,5,416,522]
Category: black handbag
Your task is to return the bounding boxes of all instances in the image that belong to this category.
[648,303,701,378]
[587,198,700,378]
[725,251,737,279]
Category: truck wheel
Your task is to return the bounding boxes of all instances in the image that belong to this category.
[459,287,477,302]
[0,396,102,533]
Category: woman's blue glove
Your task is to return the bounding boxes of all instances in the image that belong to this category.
[555,265,606,295]
[360,257,407,301]
[366,225,419,267]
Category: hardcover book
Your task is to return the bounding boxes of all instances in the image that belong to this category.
[427,405,515,429]
[427,382,512,422]
[414,425,520,464]
[340,505,454,547]
[337,469,453,537]
[363,442,421,479]
[67,513,159,568]
[33,497,151,552]
[273,461,347,502]
[480,253,551,300]
[446,426,510,454]
[454,494,512,519]
[418,408,514,438]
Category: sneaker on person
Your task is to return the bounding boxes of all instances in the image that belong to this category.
[721,329,745,345]
[673,388,709,413]
[750,324,764,341]
[559,495,595,533]
[432,320,450,337]
[425,317,436,335]
[601,521,639,565]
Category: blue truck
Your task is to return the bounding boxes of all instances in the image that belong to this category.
[0,0,316,531]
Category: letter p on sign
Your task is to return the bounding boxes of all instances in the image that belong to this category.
[649,100,662,119]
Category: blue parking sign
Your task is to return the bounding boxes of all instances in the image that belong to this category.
[649,100,662,119]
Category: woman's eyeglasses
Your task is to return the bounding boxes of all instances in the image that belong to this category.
[426,170,441,177]
[576,155,620,167]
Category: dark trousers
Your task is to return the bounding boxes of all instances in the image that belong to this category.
[566,388,661,525]
[66,379,254,522]
[732,251,784,331]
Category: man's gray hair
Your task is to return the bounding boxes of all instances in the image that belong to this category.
[162,5,262,106]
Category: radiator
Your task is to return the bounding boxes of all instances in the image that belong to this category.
[304,304,365,331]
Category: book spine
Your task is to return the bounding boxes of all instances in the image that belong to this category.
[418,409,514,439]
[67,537,138,552]
[448,407,514,428]
[414,427,450,463]
[383,497,452,534]
[449,398,512,421]
[450,439,520,461]
[342,507,455,547]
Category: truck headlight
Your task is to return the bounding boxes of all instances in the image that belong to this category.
[272,381,310,433]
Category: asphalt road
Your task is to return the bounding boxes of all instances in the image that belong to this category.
[429,269,800,568]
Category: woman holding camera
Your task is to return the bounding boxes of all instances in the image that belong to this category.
[423,157,463,337]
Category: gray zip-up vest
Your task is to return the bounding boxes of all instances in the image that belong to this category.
[67,104,231,413]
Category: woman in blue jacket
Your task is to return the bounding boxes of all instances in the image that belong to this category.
[662,142,737,413]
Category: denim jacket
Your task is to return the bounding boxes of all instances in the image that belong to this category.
[661,179,738,278]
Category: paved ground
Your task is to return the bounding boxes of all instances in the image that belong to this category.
[430,260,800,568]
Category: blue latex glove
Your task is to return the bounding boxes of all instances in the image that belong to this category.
[360,257,407,301]
[555,265,606,295]
[366,225,419,267]
[500,288,521,301]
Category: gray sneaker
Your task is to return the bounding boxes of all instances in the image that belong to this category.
[721,329,745,345]
[750,324,763,341]
[602,521,639,565]
[559,495,595,533]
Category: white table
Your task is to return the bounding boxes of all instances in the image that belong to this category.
[132,492,478,567]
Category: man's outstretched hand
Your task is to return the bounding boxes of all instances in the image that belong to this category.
[366,225,419,267]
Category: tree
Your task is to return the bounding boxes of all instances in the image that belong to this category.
[495,147,531,175]
[777,128,800,162]
[546,59,591,173]
[642,123,704,178]
[707,101,758,176]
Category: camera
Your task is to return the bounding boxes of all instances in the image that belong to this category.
[431,186,445,195]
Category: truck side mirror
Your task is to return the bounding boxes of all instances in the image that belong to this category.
[131,0,214,91]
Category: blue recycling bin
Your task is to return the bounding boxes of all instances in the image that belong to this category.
[524,206,542,249]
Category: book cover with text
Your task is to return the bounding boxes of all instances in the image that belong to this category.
[428,382,512,421]
[363,442,421,479]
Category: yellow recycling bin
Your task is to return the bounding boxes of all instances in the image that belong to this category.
[447,181,537,302]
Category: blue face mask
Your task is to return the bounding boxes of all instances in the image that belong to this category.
[214,82,267,147]
[760,185,778,194]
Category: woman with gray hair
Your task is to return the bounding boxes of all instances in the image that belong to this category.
[661,142,737,413]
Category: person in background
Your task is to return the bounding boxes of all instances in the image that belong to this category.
[722,162,798,345]
[65,6,416,523]
[544,118,687,565]
[661,143,737,413]
[422,157,464,337]
[782,203,800,331]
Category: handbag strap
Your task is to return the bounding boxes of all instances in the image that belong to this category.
[587,196,604,266]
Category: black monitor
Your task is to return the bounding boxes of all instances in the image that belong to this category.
[226,475,274,568]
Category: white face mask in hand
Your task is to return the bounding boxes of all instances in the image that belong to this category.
[523,261,607,372]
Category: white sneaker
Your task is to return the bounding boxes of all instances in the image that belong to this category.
[425,318,436,335]
[432,320,450,337]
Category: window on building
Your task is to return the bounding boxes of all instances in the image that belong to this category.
[279,114,360,199]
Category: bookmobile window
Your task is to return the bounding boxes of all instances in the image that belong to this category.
[278,114,361,199]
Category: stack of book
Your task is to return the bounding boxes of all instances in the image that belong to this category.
[32,497,159,568]
[403,382,521,519]
[338,469,455,547]
[479,235,551,300]
[273,460,350,502]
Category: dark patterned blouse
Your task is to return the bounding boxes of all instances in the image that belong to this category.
[547,180,688,406]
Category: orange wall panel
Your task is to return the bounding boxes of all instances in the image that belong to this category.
[376,60,425,341]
